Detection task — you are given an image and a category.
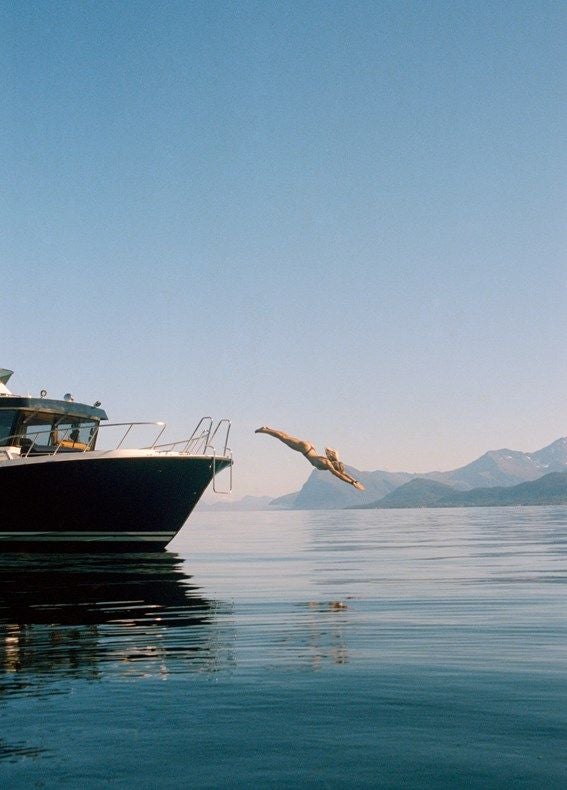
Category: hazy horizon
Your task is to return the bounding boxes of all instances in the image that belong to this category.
[4,1,566,498]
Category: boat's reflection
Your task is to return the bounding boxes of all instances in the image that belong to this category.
[0,552,235,691]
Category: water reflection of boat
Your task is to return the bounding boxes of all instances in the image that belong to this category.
[0,553,235,686]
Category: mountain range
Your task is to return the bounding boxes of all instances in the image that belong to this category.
[210,437,567,510]
[360,471,567,508]
[271,437,567,510]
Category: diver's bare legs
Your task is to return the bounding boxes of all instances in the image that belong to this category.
[255,426,315,456]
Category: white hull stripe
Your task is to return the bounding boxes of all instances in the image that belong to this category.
[0,532,175,542]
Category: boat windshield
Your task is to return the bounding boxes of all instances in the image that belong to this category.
[0,409,99,451]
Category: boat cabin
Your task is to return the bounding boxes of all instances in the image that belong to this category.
[0,369,107,455]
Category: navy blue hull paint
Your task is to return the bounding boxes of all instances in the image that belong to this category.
[0,456,230,550]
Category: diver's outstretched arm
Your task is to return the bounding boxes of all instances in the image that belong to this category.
[328,465,365,490]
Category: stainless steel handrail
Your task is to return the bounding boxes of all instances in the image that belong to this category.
[208,418,231,455]
[145,418,231,457]
[105,421,167,449]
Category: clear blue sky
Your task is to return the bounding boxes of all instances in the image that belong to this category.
[3,0,566,498]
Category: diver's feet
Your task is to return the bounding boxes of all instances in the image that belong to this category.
[255,426,270,433]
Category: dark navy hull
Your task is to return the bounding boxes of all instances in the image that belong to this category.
[0,455,230,551]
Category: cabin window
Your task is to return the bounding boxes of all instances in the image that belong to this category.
[21,418,57,449]
[0,410,18,446]
[56,421,98,449]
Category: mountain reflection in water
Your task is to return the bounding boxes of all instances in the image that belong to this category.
[0,552,235,690]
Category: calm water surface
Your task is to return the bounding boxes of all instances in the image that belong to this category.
[1,507,566,788]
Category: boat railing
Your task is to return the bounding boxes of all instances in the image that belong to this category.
[4,417,232,459]
[147,417,231,457]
